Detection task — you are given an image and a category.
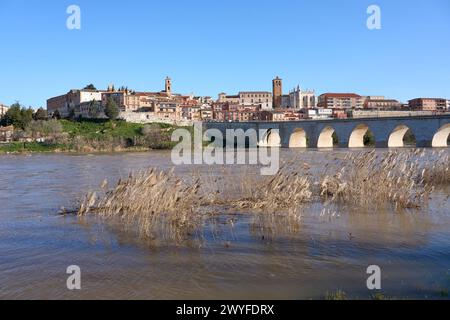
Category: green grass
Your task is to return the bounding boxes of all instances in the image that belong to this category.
[0,142,68,153]
[59,119,145,140]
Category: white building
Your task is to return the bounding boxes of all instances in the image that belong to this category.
[0,103,9,117]
[289,86,317,110]
[308,108,333,119]
[447,99,450,111]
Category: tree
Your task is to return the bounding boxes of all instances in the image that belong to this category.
[3,103,22,127]
[104,97,120,120]
[83,84,97,91]
[52,109,61,120]
[34,108,48,121]
[68,108,76,120]
[2,103,33,130]
[88,100,100,119]
[22,108,33,128]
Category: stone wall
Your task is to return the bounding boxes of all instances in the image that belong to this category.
[119,111,193,126]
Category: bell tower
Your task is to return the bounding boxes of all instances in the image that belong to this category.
[165,77,172,96]
[273,76,282,109]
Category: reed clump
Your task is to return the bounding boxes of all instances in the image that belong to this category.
[422,151,450,186]
[320,150,434,210]
[232,164,312,211]
[76,150,448,244]
[78,168,205,242]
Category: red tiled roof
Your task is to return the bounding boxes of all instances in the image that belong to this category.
[322,93,361,98]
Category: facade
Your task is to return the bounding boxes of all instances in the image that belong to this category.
[47,89,103,117]
[408,98,447,111]
[364,98,402,110]
[318,93,364,109]
[74,101,106,119]
[218,92,272,110]
[272,77,283,109]
[289,86,317,109]
[447,100,450,111]
[0,103,9,117]
[308,108,333,119]
[213,104,261,122]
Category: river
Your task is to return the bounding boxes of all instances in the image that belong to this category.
[0,149,449,299]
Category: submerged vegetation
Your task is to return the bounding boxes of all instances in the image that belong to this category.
[76,149,450,245]
[320,150,434,209]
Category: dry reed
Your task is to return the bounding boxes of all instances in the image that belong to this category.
[319,150,434,210]
[76,149,449,244]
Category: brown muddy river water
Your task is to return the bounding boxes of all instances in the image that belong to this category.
[0,149,449,300]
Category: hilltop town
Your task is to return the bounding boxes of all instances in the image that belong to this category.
[44,76,450,125]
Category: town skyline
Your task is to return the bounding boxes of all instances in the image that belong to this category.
[1,0,450,107]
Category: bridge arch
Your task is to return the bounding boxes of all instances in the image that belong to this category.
[348,124,374,148]
[388,125,416,148]
[260,128,281,147]
[432,124,450,147]
[289,128,308,148]
[317,126,337,148]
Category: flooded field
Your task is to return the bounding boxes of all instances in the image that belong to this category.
[0,149,449,300]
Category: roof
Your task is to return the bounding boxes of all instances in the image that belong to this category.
[239,91,272,95]
[408,98,446,101]
[367,99,400,103]
[321,93,362,98]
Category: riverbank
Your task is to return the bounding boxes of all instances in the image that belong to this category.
[0,119,192,154]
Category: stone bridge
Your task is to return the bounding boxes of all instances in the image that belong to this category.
[204,115,450,148]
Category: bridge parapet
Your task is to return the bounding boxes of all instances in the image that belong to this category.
[204,115,450,149]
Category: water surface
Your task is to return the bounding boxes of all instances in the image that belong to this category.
[0,150,449,299]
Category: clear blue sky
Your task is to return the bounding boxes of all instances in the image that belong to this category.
[0,0,449,108]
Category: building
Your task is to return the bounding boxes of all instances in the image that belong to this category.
[47,89,103,117]
[364,97,402,110]
[0,103,9,117]
[213,104,261,122]
[288,86,317,110]
[200,105,213,121]
[447,100,450,111]
[272,77,283,109]
[307,108,333,119]
[408,98,447,111]
[218,92,272,110]
[318,93,365,109]
[46,77,199,123]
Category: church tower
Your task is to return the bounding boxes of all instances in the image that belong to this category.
[165,77,172,96]
[273,76,282,109]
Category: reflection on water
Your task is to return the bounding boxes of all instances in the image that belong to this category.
[0,150,449,299]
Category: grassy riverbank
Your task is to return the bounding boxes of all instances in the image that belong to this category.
[0,119,191,154]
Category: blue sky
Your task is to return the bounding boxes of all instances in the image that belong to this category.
[0,0,449,108]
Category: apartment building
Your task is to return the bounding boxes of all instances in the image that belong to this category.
[318,93,365,109]
[408,98,447,111]
[364,97,402,110]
